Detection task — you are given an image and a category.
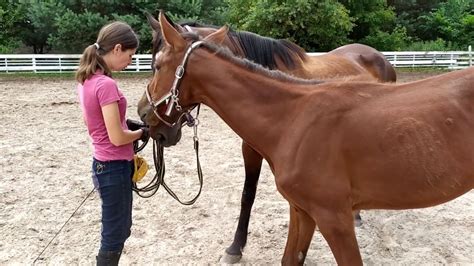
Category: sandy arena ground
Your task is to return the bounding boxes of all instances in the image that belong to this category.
[0,70,472,265]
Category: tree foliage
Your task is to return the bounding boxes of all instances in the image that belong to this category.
[419,0,473,49]
[226,0,353,51]
[1,0,473,54]
[0,1,23,53]
[48,10,108,53]
[15,2,67,53]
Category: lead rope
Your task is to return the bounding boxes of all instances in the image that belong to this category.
[33,187,95,264]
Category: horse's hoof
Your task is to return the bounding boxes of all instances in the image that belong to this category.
[354,219,362,227]
[354,216,362,227]
[220,253,242,264]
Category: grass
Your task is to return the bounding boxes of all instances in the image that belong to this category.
[395,67,452,74]
[0,71,152,81]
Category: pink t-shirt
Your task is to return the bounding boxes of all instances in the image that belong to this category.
[77,71,134,161]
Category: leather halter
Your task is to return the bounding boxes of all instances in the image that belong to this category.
[146,41,204,128]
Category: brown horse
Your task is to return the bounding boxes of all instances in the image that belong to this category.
[141,13,397,263]
[140,13,474,265]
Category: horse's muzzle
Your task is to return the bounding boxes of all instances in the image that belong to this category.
[150,125,182,147]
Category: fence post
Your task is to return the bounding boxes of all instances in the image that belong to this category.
[5,58,8,74]
[469,45,472,67]
[32,56,36,73]
[59,57,62,73]
[136,57,140,72]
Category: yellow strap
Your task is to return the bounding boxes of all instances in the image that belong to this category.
[133,155,149,183]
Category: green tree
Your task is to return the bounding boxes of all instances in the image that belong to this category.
[16,2,67,53]
[360,26,409,51]
[419,0,474,49]
[340,0,396,40]
[388,0,444,41]
[63,0,158,18]
[48,10,108,53]
[112,13,153,53]
[459,14,474,47]
[0,2,23,53]
[339,0,409,50]
[225,0,353,51]
[151,0,227,24]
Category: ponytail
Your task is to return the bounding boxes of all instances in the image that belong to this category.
[75,44,112,84]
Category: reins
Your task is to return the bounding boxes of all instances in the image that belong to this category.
[132,111,203,205]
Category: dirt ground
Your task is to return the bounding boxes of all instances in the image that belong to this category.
[0,69,472,265]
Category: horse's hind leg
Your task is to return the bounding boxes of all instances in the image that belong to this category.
[281,205,316,266]
[314,207,362,265]
[221,142,263,263]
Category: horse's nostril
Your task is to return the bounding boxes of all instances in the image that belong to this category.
[156,133,166,143]
[140,112,147,123]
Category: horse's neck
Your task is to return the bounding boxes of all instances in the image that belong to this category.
[189,50,305,159]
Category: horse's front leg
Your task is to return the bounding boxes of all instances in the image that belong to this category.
[353,210,362,227]
[314,206,362,265]
[221,141,263,263]
[282,205,316,266]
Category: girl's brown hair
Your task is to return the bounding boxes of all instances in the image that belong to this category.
[75,21,139,83]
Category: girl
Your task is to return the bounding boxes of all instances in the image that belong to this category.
[75,21,147,265]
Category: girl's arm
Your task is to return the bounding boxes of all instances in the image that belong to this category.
[102,102,143,146]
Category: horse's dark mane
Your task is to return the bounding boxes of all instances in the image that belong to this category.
[178,22,308,70]
[192,38,322,86]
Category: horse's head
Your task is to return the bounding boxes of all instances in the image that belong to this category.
[145,12,224,73]
[138,11,228,146]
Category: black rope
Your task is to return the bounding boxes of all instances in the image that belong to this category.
[160,137,203,205]
[33,187,96,264]
[132,138,203,204]
[132,140,163,198]
[133,137,149,153]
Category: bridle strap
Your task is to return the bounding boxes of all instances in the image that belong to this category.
[165,40,204,116]
[184,25,194,33]
[145,40,204,128]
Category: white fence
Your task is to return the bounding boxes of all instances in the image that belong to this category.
[0,54,152,73]
[0,47,472,73]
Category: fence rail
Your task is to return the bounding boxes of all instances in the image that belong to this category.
[0,54,152,73]
[1,47,472,73]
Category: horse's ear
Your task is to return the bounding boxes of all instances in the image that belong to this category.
[145,12,160,32]
[148,11,184,33]
[203,25,228,45]
[159,10,185,50]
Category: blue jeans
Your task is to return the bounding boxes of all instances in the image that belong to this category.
[92,158,134,252]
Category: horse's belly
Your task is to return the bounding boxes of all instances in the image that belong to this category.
[347,117,474,209]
